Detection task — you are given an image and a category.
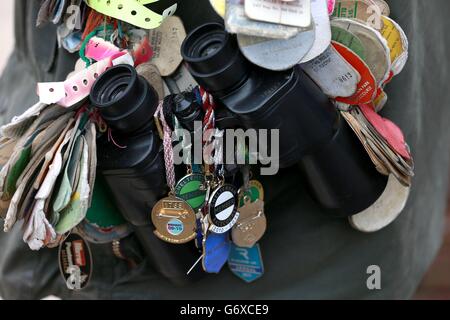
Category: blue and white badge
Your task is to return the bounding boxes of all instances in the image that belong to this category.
[202,232,231,274]
[228,243,264,283]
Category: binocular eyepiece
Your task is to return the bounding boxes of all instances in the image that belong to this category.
[90,64,159,133]
[181,23,250,95]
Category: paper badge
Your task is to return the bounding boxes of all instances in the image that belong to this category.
[380,16,408,76]
[300,0,332,63]
[331,25,366,60]
[332,41,377,105]
[238,23,316,71]
[148,16,187,76]
[349,174,410,233]
[331,18,391,86]
[331,0,384,30]
[225,0,302,40]
[301,44,360,98]
[228,243,264,283]
[245,0,312,28]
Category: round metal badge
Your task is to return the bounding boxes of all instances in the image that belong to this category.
[208,184,239,234]
[232,198,267,248]
[151,195,197,244]
[58,232,93,291]
[175,174,207,211]
[238,179,264,206]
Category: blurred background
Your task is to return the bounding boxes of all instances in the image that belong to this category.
[0,0,448,300]
[0,0,14,74]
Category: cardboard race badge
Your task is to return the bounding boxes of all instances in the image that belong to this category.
[332,41,377,105]
[331,0,384,30]
[228,243,264,283]
[225,0,305,40]
[244,0,312,28]
[331,25,366,60]
[300,0,332,63]
[301,44,361,98]
[331,18,391,86]
[59,232,92,290]
[380,16,409,76]
[349,174,410,233]
[148,16,187,76]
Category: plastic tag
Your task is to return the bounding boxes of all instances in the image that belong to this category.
[228,243,264,283]
[202,232,231,273]
[245,0,312,28]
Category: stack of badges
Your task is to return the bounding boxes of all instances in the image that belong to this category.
[0,105,98,250]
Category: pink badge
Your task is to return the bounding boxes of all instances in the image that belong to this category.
[327,0,336,15]
[133,37,153,67]
[359,104,411,160]
[85,37,122,61]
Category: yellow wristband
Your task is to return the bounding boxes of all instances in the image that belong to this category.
[85,0,177,29]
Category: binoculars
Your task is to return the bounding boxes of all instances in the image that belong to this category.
[89,23,388,286]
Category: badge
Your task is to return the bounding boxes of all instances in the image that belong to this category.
[349,174,410,232]
[225,1,302,40]
[151,195,197,244]
[238,179,264,206]
[300,0,332,63]
[380,16,408,76]
[208,184,239,234]
[332,41,377,105]
[301,45,361,98]
[331,0,384,30]
[202,232,231,273]
[331,18,391,85]
[210,0,226,17]
[331,26,366,60]
[58,232,92,291]
[228,243,264,283]
[75,220,133,245]
[148,16,186,76]
[175,173,207,211]
[232,198,267,248]
[237,23,316,71]
[244,0,312,28]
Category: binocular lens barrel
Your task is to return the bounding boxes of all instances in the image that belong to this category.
[181,23,250,95]
[90,64,159,133]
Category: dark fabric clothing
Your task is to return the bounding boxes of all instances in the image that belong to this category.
[0,0,449,299]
